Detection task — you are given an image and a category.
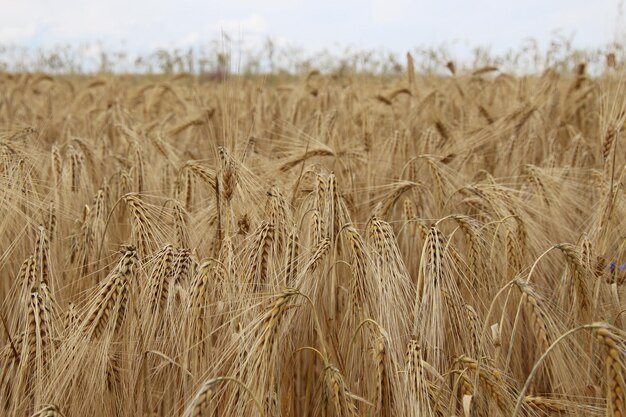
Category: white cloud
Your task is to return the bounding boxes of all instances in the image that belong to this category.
[0,0,619,54]
[0,24,38,43]
[215,15,268,34]
[370,0,413,24]
[178,32,201,47]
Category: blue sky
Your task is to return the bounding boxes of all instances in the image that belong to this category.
[0,0,622,54]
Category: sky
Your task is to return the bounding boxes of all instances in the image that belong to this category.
[0,0,623,54]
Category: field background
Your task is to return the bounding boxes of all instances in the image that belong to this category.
[0,54,626,417]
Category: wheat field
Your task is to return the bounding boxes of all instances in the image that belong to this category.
[0,60,625,417]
